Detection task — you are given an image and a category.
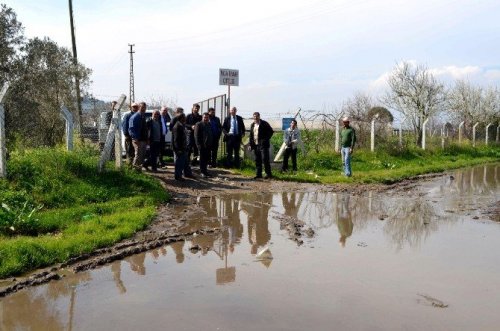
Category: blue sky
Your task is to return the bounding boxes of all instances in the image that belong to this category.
[4,0,500,116]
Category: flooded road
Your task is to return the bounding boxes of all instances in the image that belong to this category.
[1,164,499,331]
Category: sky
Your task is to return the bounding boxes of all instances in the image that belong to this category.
[4,0,500,117]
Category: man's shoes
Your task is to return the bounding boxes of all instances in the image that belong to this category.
[185,174,196,179]
[175,177,186,182]
[253,175,263,179]
[264,175,273,179]
[201,172,212,178]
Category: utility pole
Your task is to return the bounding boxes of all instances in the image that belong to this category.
[128,44,135,106]
[68,0,83,136]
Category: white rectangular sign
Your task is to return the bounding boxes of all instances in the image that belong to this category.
[219,68,239,86]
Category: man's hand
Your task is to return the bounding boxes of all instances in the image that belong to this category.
[349,148,353,154]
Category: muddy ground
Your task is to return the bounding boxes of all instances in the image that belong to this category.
[0,167,488,297]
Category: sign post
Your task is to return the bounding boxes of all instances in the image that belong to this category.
[219,68,239,114]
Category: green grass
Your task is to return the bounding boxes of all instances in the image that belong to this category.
[0,147,168,278]
[236,143,500,184]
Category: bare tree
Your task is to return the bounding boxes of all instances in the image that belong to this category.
[384,61,445,144]
[481,86,500,125]
[447,80,483,138]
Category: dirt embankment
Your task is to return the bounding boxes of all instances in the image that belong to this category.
[0,167,443,297]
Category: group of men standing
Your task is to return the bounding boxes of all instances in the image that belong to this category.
[164,104,280,181]
[120,102,356,180]
[122,101,171,172]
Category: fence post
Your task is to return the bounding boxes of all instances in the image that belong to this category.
[496,125,500,143]
[0,83,10,178]
[458,121,465,143]
[441,123,446,149]
[370,118,376,152]
[421,118,429,150]
[399,118,406,147]
[334,118,340,153]
[113,95,127,169]
[98,95,127,172]
[472,122,479,147]
[60,106,74,151]
[485,123,492,145]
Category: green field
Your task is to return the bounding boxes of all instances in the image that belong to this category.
[0,147,168,278]
[237,133,500,184]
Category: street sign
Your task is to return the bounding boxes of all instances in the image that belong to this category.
[282,117,294,130]
[219,68,239,86]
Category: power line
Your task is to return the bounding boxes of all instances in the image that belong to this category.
[128,44,135,104]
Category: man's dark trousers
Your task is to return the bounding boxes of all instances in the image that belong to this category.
[226,135,241,168]
[209,140,219,167]
[199,148,210,174]
[254,145,271,177]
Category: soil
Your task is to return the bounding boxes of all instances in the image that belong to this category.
[0,166,492,298]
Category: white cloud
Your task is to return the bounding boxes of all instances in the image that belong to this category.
[429,65,481,80]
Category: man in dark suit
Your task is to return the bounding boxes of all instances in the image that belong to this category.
[186,104,202,166]
[208,107,222,168]
[194,112,214,177]
[249,112,274,179]
[172,113,194,181]
[222,107,245,168]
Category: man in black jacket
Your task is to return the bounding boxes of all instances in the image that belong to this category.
[194,112,214,177]
[249,112,274,179]
[186,104,202,166]
[172,113,194,181]
[208,107,222,168]
[222,107,245,168]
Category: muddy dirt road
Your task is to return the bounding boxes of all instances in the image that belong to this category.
[1,164,499,330]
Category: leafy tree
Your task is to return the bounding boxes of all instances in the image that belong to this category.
[0,3,24,82]
[5,37,91,146]
[368,106,393,123]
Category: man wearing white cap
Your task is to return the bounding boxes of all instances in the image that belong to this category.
[340,117,356,177]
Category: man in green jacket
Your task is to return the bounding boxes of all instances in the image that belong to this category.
[340,117,356,177]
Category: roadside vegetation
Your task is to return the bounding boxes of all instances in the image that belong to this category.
[236,133,500,184]
[0,146,168,278]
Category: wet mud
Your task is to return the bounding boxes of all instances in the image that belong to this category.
[1,164,499,330]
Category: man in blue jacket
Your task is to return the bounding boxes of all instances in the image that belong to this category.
[122,102,139,166]
[128,102,148,171]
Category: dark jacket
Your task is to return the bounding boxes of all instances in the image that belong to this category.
[147,118,164,142]
[186,113,202,134]
[209,116,222,139]
[222,115,246,138]
[249,120,274,149]
[169,115,179,131]
[129,112,148,141]
[172,121,188,154]
[194,121,214,150]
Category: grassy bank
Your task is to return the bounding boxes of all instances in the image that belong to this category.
[236,141,500,184]
[0,147,168,278]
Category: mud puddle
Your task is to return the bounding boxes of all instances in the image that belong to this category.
[1,164,499,330]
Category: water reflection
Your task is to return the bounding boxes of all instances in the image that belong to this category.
[338,194,353,247]
[1,164,498,330]
[242,193,272,255]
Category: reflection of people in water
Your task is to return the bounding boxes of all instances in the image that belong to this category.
[223,197,244,253]
[128,253,146,275]
[338,193,353,247]
[192,197,220,255]
[171,241,185,263]
[111,261,127,294]
[244,193,272,254]
[282,192,301,219]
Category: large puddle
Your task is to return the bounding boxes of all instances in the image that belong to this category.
[1,164,499,330]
